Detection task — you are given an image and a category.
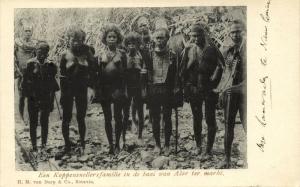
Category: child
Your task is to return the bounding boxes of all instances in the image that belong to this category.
[123,32,147,146]
[22,41,59,152]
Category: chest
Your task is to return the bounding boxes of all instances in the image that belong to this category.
[151,53,170,83]
[127,54,142,70]
[65,51,89,68]
[100,51,123,72]
[32,63,51,80]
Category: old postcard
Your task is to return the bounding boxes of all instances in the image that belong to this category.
[0,0,299,186]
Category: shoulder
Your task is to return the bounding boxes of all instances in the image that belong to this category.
[60,50,68,58]
[220,45,234,57]
[46,60,57,67]
[27,57,38,65]
[15,38,24,48]
[26,58,38,69]
[31,39,38,45]
[117,48,126,56]
[204,45,219,56]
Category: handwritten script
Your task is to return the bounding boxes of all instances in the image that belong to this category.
[256,0,271,152]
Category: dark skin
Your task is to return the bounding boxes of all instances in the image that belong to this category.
[123,41,145,145]
[60,34,95,155]
[24,48,56,152]
[151,30,172,155]
[219,23,246,168]
[183,29,218,159]
[100,31,125,154]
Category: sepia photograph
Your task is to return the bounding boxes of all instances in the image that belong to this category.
[14,7,247,171]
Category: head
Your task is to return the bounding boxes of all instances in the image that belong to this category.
[124,32,142,54]
[153,28,170,50]
[67,28,86,52]
[137,16,150,35]
[22,25,33,41]
[229,20,245,45]
[101,24,123,49]
[189,24,206,48]
[36,41,49,62]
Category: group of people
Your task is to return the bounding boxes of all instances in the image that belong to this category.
[15,16,246,168]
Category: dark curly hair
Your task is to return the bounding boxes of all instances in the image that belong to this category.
[36,40,50,52]
[67,27,86,41]
[124,32,142,47]
[101,24,123,45]
[152,28,170,40]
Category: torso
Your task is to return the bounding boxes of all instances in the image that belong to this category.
[98,47,126,86]
[15,38,37,72]
[152,51,170,84]
[125,52,143,88]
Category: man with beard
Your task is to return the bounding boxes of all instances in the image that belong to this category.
[147,28,178,156]
[181,24,223,160]
[58,28,97,155]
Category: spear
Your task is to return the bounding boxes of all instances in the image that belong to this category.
[175,107,179,154]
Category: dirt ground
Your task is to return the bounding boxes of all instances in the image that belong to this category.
[15,87,247,171]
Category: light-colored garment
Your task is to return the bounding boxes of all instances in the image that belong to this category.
[15,38,37,72]
[152,52,170,84]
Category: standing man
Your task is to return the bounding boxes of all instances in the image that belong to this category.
[217,20,246,168]
[147,28,178,156]
[59,28,97,155]
[181,24,223,160]
[21,41,59,152]
[15,24,38,123]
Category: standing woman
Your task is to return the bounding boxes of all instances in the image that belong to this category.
[95,24,127,154]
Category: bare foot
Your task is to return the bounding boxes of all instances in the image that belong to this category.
[115,145,120,155]
[196,146,202,155]
[153,146,161,155]
[164,146,171,156]
[108,145,114,155]
[200,152,213,162]
[137,138,144,146]
[216,159,231,169]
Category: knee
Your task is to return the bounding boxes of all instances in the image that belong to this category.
[205,115,216,127]
[76,114,85,123]
[193,114,202,123]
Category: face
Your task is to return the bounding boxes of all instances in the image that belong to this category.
[230,24,243,44]
[154,30,168,49]
[23,27,33,40]
[138,23,149,35]
[69,36,84,50]
[36,49,48,62]
[127,42,137,54]
[189,31,205,46]
[137,17,149,35]
[106,31,118,48]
